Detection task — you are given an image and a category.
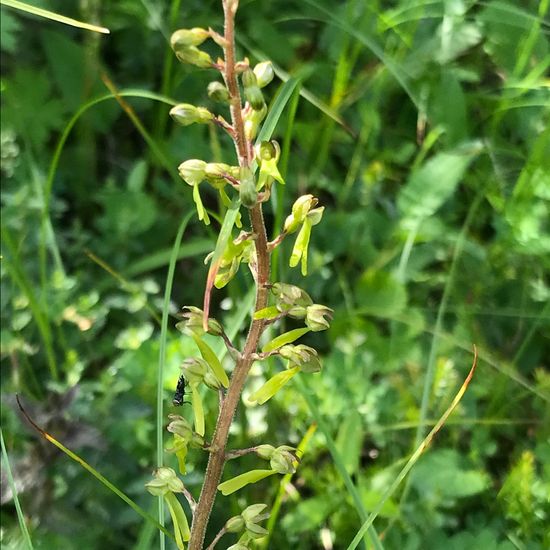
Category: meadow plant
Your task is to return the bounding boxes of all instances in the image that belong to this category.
[146,1,332,548]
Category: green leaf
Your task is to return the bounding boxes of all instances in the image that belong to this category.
[262,328,310,353]
[2,68,65,150]
[335,411,363,476]
[203,198,241,325]
[249,366,301,404]
[218,469,277,496]
[410,449,490,499]
[301,0,420,108]
[192,333,229,388]
[397,142,482,226]
[0,8,21,53]
[257,77,301,144]
[356,270,407,317]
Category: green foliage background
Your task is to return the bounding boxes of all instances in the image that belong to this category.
[1,0,549,549]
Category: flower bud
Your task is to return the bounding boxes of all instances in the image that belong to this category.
[225,515,245,533]
[174,45,213,68]
[204,370,222,390]
[180,357,208,384]
[170,28,210,49]
[178,159,206,186]
[272,283,313,308]
[204,162,232,189]
[245,86,265,110]
[241,68,258,88]
[256,444,276,460]
[176,306,223,336]
[305,304,333,331]
[166,415,193,440]
[241,69,264,110]
[207,81,230,103]
[239,166,258,208]
[243,104,267,141]
[170,104,213,126]
[145,467,184,496]
[253,61,274,88]
[279,344,321,372]
[270,446,298,474]
[241,503,268,522]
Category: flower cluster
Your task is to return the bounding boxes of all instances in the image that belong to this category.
[144,8,331,549]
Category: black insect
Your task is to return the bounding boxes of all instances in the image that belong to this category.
[172,375,189,406]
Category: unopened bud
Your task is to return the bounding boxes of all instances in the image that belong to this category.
[180,357,208,383]
[204,370,222,391]
[243,104,267,141]
[270,446,298,474]
[272,283,313,307]
[178,159,206,186]
[174,46,213,68]
[239,166,258,208]
[256,444,276,460]
[253,61,274,88]
[170,104,213,126]
[225,515,245,533]
[245,86,264,110]
[207,81,230,103]
[170,103,214,126]
[241,68,258,89]
[170,28,210,49]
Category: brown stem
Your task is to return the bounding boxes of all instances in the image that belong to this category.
[187,1,271,548]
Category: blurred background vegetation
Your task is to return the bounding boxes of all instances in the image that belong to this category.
[1,0,549,549]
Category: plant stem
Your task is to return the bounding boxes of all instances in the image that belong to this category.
[188,1,271,547]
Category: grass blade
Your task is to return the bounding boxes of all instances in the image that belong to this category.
[346,348,478,550]
[0,428,34,549]
[301,0,420,109]
[295,377,384,550]
[1,0,109,34]
[156,211,194,549]
[16,396,175,542]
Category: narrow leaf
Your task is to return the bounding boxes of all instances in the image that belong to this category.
[2,0,110,34]
[190,385,205,436]
[257,77,301,143]
[218,469,277,496]
[346,348,478,550]
[192,333,229,388]
[397,142,482,226]
[15,397,175,541]
[262,328,311,353]
[0,429,34,549]
[249,367,301,404]
[203,198,241,330]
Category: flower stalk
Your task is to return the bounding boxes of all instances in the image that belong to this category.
[147,1,331,548]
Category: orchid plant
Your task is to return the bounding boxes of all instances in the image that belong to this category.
[145,1,332,548]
